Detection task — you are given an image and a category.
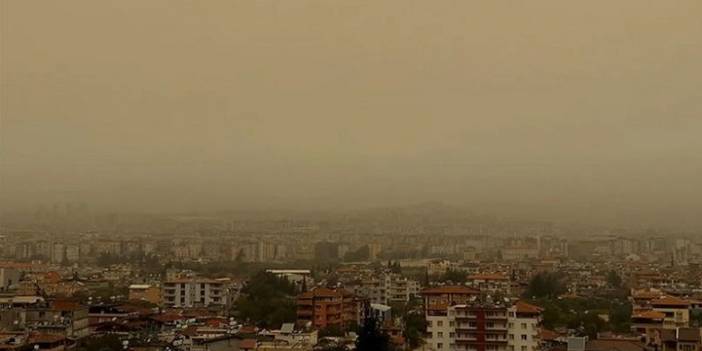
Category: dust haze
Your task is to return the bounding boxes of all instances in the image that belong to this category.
[2,1,701,229]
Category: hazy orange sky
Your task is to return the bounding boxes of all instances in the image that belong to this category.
[2,1,701,228]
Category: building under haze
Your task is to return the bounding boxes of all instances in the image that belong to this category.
[162,278,229,309]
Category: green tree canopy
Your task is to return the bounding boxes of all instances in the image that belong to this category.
[524,272,566,299]
[235,271,297,328]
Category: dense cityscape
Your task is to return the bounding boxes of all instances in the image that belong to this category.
[0,204,700,350]
[3,0,701,350]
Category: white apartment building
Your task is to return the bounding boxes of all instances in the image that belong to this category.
[422,287,542,351]
[507,301,542,351]
[162,279,229,308]
[353,273,420,304]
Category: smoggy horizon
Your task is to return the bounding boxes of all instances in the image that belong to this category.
[2,1,701,230]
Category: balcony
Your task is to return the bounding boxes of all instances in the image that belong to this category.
[456,326,477,331]
[485,326,508,331]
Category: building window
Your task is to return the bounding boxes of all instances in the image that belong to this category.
[509,334,514,340]
[437,321,443,327]
[521,323,527,329]
[521,335,527,340]
[437,343,443,349]
[521,347,527,351]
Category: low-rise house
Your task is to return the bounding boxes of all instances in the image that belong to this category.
[658,328,701,351]
[25,300,90,340]
[651,296,691,328]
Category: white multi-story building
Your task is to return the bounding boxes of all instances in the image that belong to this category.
[353,273,420,304]
[162,279,229,308]
[507,301,542,351]
[466,273,511,296]
[422,286,542,351]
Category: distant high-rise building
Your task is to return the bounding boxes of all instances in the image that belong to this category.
[314,241,340,262]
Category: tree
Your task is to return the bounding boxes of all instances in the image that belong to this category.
[404,311,427,349]
[356,311,393,351]
[389,296,425,348]
[235,271,297,328]
[524,272,566,299]
[690,309,702,327]
[609,301,632,332]
[319,324,346,337]
[531,296,632,337]
[439,269,467,284]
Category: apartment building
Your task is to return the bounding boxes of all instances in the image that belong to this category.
[162,279,228,308]
[423,286,481,351]
[423,287,543,351]
[507,301,542,351]
[631,310,666,342]
[353,273,420,305]
[426,303,510,351]
[466,274,511,295]
[296,287,359,330]
[25,300,90,339]
[651,296,691,328]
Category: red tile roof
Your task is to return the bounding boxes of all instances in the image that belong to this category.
[539,329,561,341]
[651,296,690,307]
[514,301,543,314]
